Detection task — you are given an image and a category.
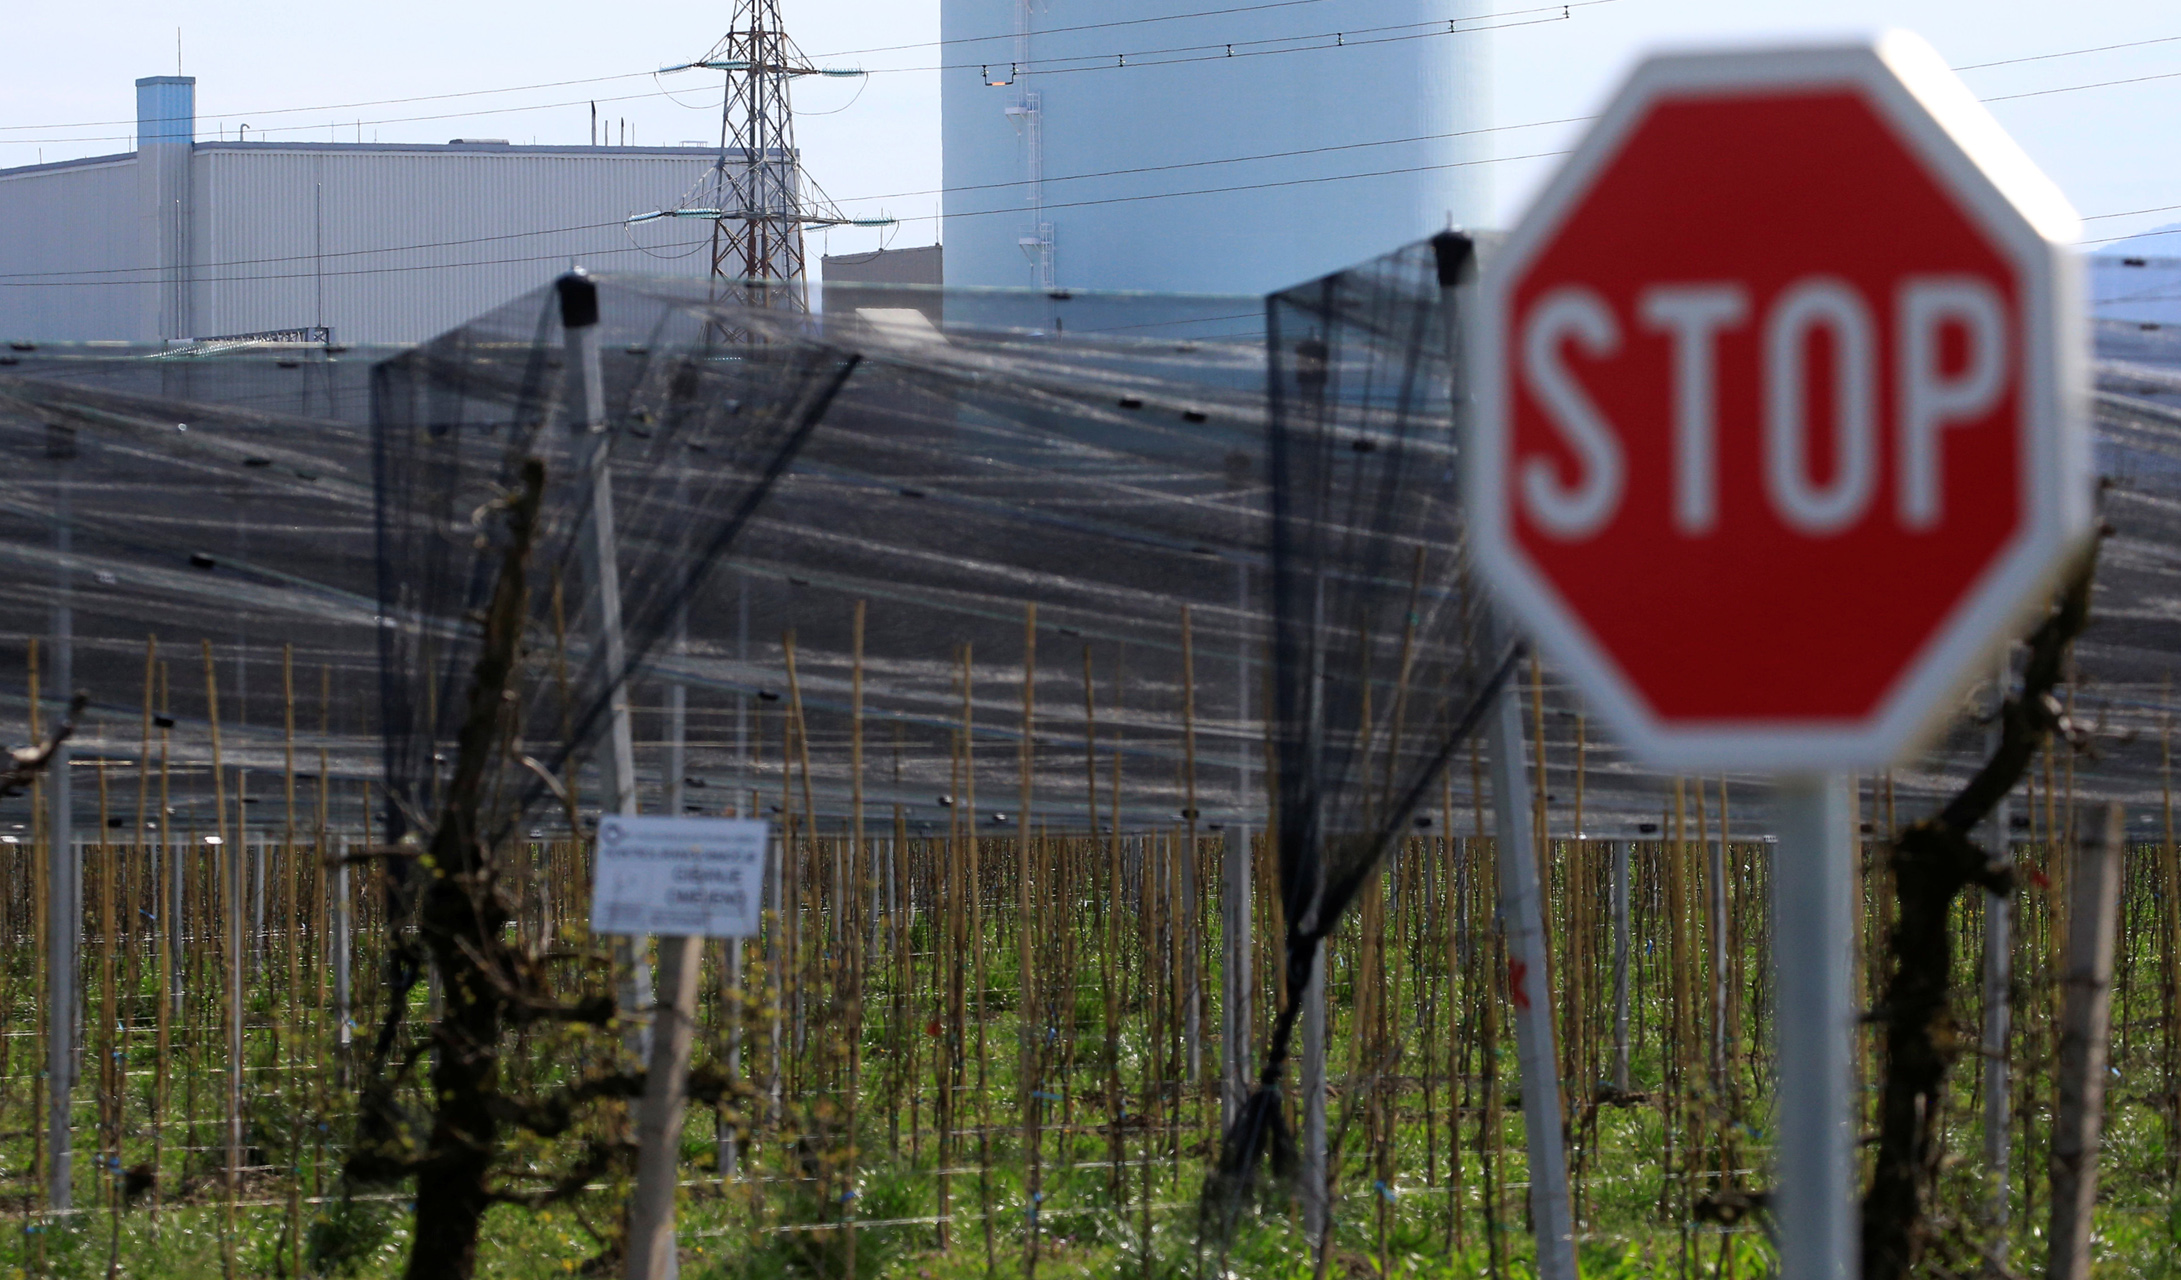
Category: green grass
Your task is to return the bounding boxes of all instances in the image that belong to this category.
[0,834,2177,1277]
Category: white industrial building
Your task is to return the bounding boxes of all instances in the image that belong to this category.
[0,76,732,345]
[940,0,1488,295]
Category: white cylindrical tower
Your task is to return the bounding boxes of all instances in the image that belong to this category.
[940,0,1489,295]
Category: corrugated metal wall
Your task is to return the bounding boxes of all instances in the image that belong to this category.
[0,144,724,345]
[0,157,145,342]
[191,145,720,344]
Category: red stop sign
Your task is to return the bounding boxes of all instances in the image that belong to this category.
[1471,37,2091,771]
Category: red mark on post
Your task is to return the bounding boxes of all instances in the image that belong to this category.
[1508,957,1531,1011]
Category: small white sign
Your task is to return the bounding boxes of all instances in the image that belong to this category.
[589,815,769,938]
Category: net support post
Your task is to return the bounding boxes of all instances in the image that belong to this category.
[227,820,245,1194]
[1484,642,1576,1280]
[46,482,76,1212]
[558,271,653,1062]
[1300,944,1328,1245]
[1438,226,1574,1278]
[559,271,686,1278]
[720,940,744,1179]
[1221,823,1251,1129]
[334,836,353,1064]
[1610,838,1631,1094]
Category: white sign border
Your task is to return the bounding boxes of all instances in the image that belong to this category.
[1469,31,2092,774]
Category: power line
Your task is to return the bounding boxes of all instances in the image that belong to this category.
[0,119,1570,286]
[828,54,2181,217]
[7,34,2164,160]
[26,9,2174,174]
[0,71,661,135]
[0,218,638,281]
[842,116,1585,205]
[0,234,715,289]
[812,0,1348,58]
[2087,227,2181,247]
[931,149,1573,225]
[0,86,711,149]
[0,17,2165,155]
[5,59,2181,289]
[5,152,2179,285]
[868,3,1580,78]
[2084,202,2181,222]
[5,126,2180,287]
[0,12,2137,140]
[1954,33,2181,72]
[0,150,1578,289]
[0,0,1587,150]
[0,7,1530,150]
[0,124,1586,287]
[816,0,1601,64]
[1983,65,2181,102]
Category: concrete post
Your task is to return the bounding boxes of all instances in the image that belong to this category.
[1485,655,1576,1280]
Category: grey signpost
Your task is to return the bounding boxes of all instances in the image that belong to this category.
[1469,35,2088,1280]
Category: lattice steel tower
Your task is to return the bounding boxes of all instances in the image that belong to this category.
[638,0,890,311]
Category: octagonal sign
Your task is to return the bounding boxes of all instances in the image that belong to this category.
[1470,33,2091,772]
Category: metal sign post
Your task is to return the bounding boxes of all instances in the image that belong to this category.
[592,814,770,1280]
[1771,777,1857,1279]
[1468,33,2090,1280]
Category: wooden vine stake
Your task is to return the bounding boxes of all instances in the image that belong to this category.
[137,636,163,1227]
[1017,602,1040,1280]
[282,643,304,1280]
[27,641,44,1218]
[846,598,866,1278]
[2162,683,2180,1184]
[95,759,115,1265]
[202,639,240,1278]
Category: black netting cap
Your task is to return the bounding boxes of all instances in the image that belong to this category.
[555,271,600,329]
[1431,230,1476,287]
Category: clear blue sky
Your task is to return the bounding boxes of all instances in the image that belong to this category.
[2,1,2175,258]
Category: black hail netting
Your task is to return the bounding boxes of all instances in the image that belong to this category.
[363,255,1502,1248]
[5,263,2178,932]
[370,277,858,839]
[0,346,394,832]
[1266,235,1505,978]
[697,292,1269,837]
[1208,234,1509,1228]
[0,273,2179,886]
[372,275,1273,849]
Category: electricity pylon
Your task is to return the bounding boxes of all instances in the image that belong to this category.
[637,0,893,314]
